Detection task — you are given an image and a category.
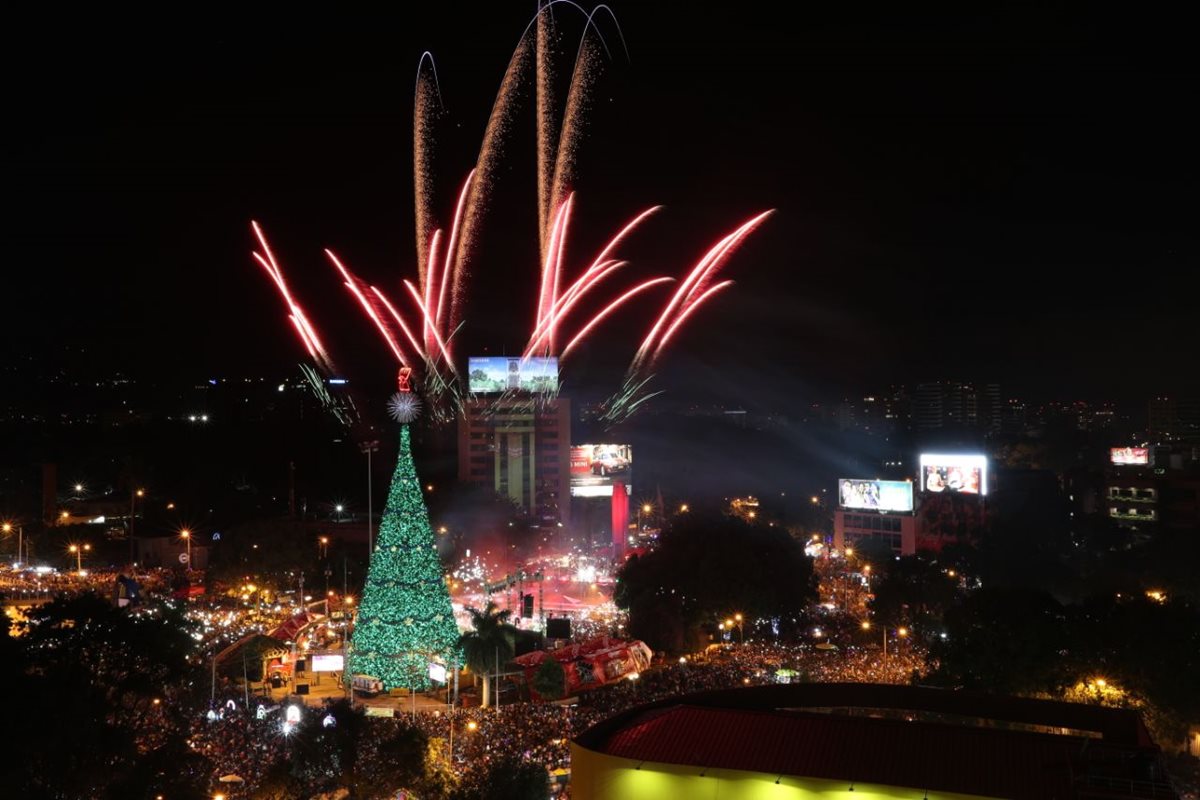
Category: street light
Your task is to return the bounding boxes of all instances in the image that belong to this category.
[319,536,329,559]
[2,522,23,567]
[335,504,345,522]
[679,503,689,513]
[180,529,192,570]
[68,543,90,573]
[732,613,744,644]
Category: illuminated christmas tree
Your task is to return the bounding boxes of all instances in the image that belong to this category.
[348,373,459,689]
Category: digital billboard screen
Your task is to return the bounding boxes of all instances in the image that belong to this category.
[1110,447,1150,466]
[311,654,344,673]
[570,444,633,497]
[838,479,914,513]
[920,454,988,495]
[468,357,558,393]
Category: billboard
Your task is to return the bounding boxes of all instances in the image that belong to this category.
[571,444,633,497]
[919,454,988,496]
[838,479,914,513]
[468,357,558,393]
[1110,447,1150,466]
[311,654,344,673]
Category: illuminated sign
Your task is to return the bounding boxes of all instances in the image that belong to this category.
[311,654,345,672]
[1110,447,1150,466]
[467,357,559,393]
[570,444,633,497]
[427,662,447,683]
[838,479,914,512]
[919,454,988,495]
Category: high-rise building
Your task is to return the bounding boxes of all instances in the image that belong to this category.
[914,381,1001,433]
[1149,396,1200,444]
[457,397,571,523]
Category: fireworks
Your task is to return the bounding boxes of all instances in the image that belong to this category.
[248,4,771,427]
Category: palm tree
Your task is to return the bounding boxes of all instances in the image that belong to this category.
[456,601,517,708]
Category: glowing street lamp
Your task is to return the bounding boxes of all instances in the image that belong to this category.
[2,521,23,567]
[319,536,329,559]
[68,543,90,573]
[180,529,192,570]
[679,503,689,513]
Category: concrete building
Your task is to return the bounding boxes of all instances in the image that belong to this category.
[457,397,571,524]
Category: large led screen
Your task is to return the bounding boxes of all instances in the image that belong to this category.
[467,357,558,393]
[919,453,988,495]
[311,654,344,672]
[570,444,633,497]
[1110,447,1150,466]
[838,479,914,512]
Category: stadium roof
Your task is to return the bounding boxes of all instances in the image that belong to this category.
[574,683,1174,800]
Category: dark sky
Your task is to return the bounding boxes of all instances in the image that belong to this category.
[6,4,1197,406]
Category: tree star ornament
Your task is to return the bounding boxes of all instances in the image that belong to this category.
[388,391,422,423]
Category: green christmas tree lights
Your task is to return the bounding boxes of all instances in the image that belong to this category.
[348,423,459,690]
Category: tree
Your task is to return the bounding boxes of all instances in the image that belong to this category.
[869,555,961,636]
[457,601,517,708]
[349,424,460,690]
[615,512,817,651]
[531,655,566,701]
[3,594,208,799]
[926,587,1069,695]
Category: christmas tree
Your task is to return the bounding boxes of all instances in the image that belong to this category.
[348,396,459,690]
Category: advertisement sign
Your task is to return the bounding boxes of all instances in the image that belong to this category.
[311,654,345,673]
[1110,447,1150,466]
[838,479,914,512]
[919,454,988,495]
[467,357,559,393]
[427,662,447,684]
[570,444,633,497]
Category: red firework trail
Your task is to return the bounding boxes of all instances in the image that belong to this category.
[560,276,675,360]
[250,221,335,373]
[369,286,424,359]
[633,210,774,370]
[435,170,474,337]
[525,259,626,358]
[403,279,457,372]
[650,279,735,366]
[325,249,409,367]
[525,203,661,358]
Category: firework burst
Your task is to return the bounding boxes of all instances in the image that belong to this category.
[248,4,770,429]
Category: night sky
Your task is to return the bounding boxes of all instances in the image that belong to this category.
[7,5,1197,406]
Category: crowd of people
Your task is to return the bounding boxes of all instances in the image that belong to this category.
[179,636,926,797]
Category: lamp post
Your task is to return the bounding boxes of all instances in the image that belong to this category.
[2,522,22,567]
[129,488,145,564]
[180,529,192,571]
[359,439,380,555]
[319,536,329,559]
[638,503,652,531]
[69,543,90,573]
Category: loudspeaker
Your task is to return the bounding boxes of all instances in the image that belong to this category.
[546,618,571,639]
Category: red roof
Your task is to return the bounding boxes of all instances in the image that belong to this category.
[576,684,1173,800]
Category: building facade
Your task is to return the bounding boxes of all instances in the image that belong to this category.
[457,397,571,523]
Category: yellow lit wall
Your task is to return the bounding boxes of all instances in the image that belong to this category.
[570,743,1001,800]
